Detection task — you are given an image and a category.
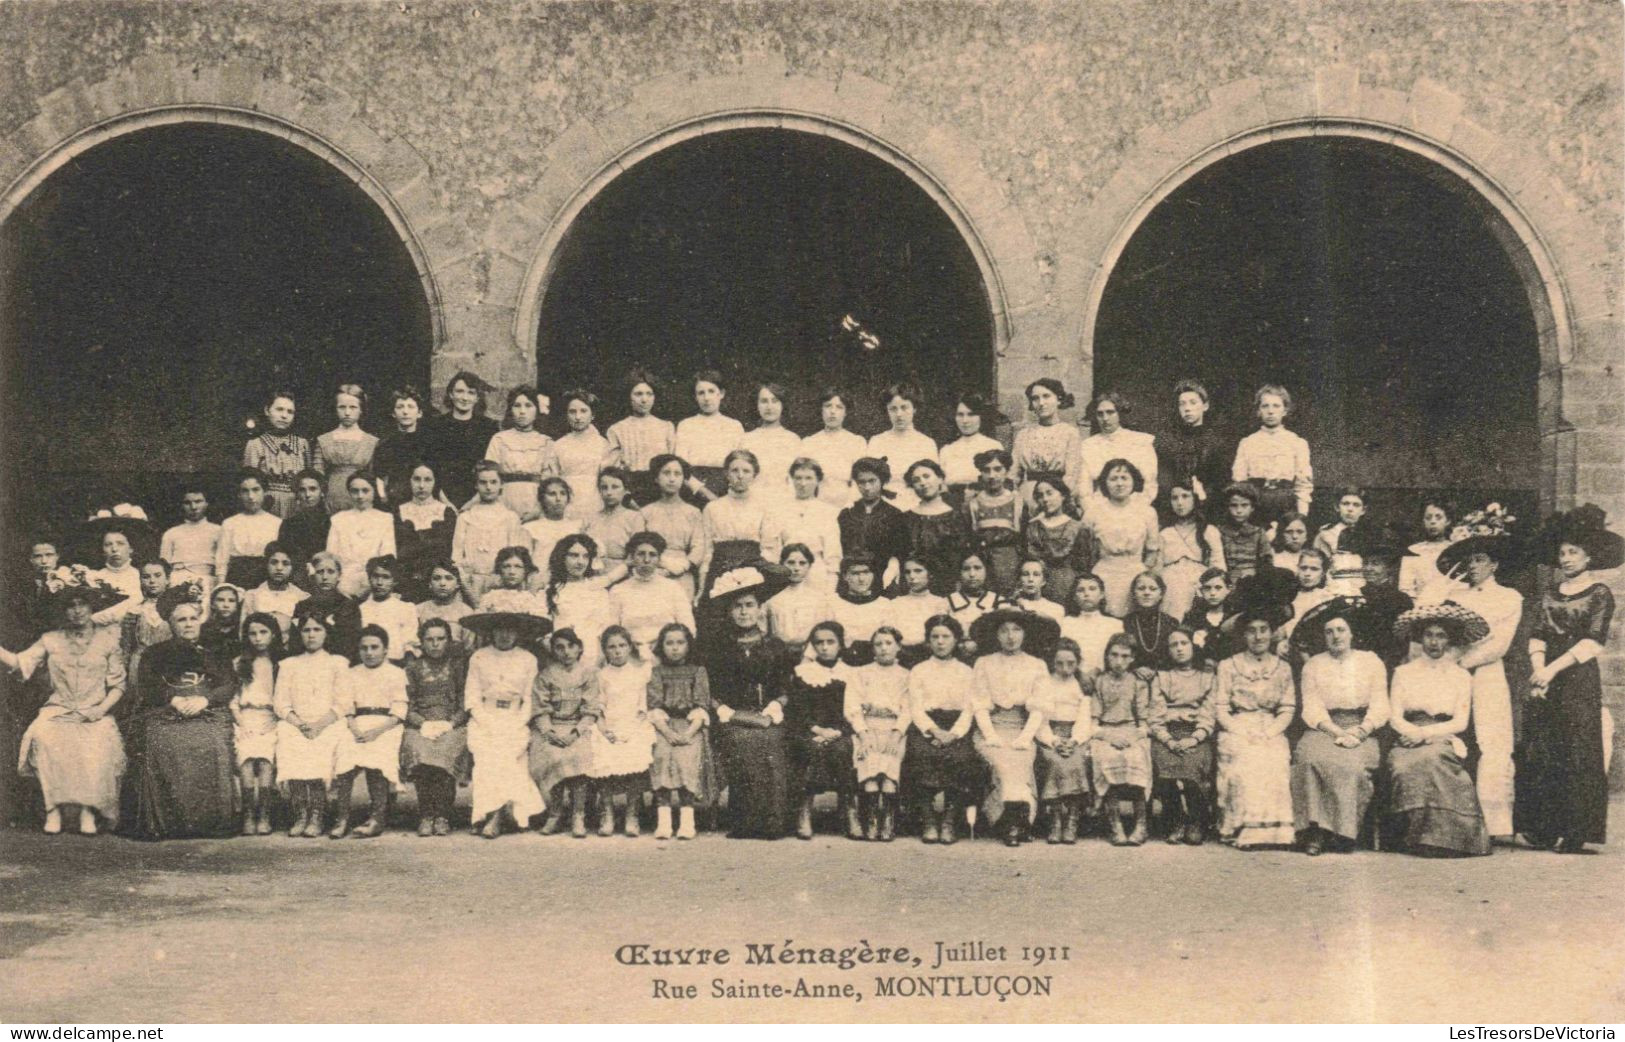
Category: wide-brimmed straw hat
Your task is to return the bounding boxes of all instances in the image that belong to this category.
[969,608,1061,660]
[49,581,128,618]
[1436,503,1524,576]
[459,611,552,641]
[1392,601,1490,646]
[707,563,792,605]
[1536,503,1624,572]
[1292,595,1381,657]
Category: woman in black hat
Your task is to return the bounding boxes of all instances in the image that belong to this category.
[1213,599,1297,850]
[1291,597,1390,856]
[969,608,1058,846]
[1386,603,1493,857]
[1516,504,1620,854]
[700,565,796,839]
[129,592,239,840]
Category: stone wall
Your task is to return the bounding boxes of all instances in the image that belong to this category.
[2,0,1623,778]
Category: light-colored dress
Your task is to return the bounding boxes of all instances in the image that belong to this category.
[888,592,951,650]
[359,595,420,661]
[773,496,843,590]
[1088,668,1153,794]
[1087,498,1160,617]
[1214,652,1296,847]
[972,651,1046,812]
[451,502,526,604]
[701,492,778,590]
[741,426,803,506]
[1080,427,1158,506]
[1159,522,1226,621]
[832,595,891,652]
[763,582,837,653]
[233,657,279,766]
[417,598,475,650]
[315,428,379,514]
[333,661,409,784]
[588,659,655,780]
[484,428,558,519]
[1387,654,1490,855]
[610,574,695,659]
[584,505,645,575]
[549,578,616,668]
[845,661,909,783]
[242,584,304,641]
[1292,649,1390,842]
[1035,672,1093,798]
[799,428,867,507]
[1445,578,1523,836]
[604,415,675,478]
[640,499,708,602]
[1058,612,1122,674]
[215,512,283,584]
[1400,539,1465,602]
[326,508,397,599]
[865,429,938,512]
[673,413,744,497]
[13,628,127,822]
[1231,426,1314,517]
[1011,422,1084,509]
[272,651,350,784]
[465,645,545,821]
[940,433,1002,493]
[160,520,222,591]
[554,427,611,520]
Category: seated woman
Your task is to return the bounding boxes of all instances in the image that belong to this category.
[904,614,986,844]
[1384,603,1493,857]
[970,608,1058,846]
[700,565,795,840]
[1291,598,1390,856]
[1,585,128,835]
[1214,600,1297,850]
[132,594,239,840]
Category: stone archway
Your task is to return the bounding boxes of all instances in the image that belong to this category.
[1057,69,1617,517]
[0,58,470,351]
[474,59,1048,421]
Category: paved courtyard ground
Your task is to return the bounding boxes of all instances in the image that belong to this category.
[3,801,1622,1024]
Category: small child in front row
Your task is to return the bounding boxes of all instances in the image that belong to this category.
[1089,633,1154,846]
[330,625,408,838]
[232,612,284,835]
[530,627,599,838]
[587,626,654,837]
[1035,637,1094,844]
[1149,628,1217,845]
[647,621,715,841]
[845,626,911,841]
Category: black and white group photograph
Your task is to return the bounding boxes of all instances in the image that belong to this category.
[0,0,1620,1028]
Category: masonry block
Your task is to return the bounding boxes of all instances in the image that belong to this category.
[1314,65,1361,117]
[1408,77,1465,143]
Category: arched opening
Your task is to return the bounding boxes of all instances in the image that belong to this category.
[0,122,433,542]
[535,127,996,440]
[1093,135,1542,527]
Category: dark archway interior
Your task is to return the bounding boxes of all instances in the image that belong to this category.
[1095,137,1541,530]
[537,128,995,441]
[0,123,432,552]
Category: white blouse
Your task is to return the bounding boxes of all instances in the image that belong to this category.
[765,582,838,647]
[939,433,1002,488]
[865,429,939,509]
[799,428,867,507]
[1080,427,1158,504]
[673,413,744,468]
[907,656,976,735]
[888,592,951,647]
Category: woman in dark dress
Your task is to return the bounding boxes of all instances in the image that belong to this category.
[1122,571,1181,671]
[701,564,795,839]
[1516,504,1619,854]
[132,595,239,840]
[372,386,435,508]
[784,621,857,839]
[902,460,973,596]
[430,371,501,509]
[394,462,459,601]
[400,617,469,837]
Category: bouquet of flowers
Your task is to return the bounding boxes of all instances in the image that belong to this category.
[1448,502,1517,544]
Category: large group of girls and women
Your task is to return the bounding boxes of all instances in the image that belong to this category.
[2,368,1616,857]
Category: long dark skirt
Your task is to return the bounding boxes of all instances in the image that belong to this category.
[903,709,986,799]
[791,732,854,795]
[1515,660,1608,846]
[1386,740,1491,856]
[714,721,794,838]
[1151,720,1215,783]
[1291,728,1379,842]
[134,710,238,839]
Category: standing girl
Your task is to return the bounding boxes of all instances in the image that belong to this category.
[329,625,408,839]
[673,370,744,503]
[393,463,458,601]
[939,392,1003,503]
[1088,633,1154,846]
[889,556,950,667]
[232,612,283,835]
[483,386,557,520]
[740,382,801,507]
[775,459,843,590]
[903,460,972,597]
[584,467,645,577]
[605,367,676,508]
[1087,460,1161,617]
[400,618,468,837]
[845,626,910,841]
[1023,476,1092,605]
[1159,479,1226,620]
[966,449,1023,596]
[1231,384,1313,525]
[700,449,779,596]
[370,387,434,508]
[523,477,583,590]
[904,615,983,843]
[315,384,378,514]
[799,388,866,508]
[1149,628,1216,844]
[216,470,283,591]
[273,612,349,838]
[430,372,500,509]
[866,382,939,512]
[763,543,835,658]
[530,627,599,837]
[587,626,654,837]
[1012,379,1083,513]
[1080,390,1158,509]
[639,456,708,603]
[1399,500,1463,602]
[647,622,715,840]
[785,621,856,839]
[1034,637,1093,844]
[451,462,527,606]
[553,389,611,522]
[326,473,396,600]
[242,390,315,519]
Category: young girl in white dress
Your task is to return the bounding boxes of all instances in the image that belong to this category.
[1159,479,1226,621]
[522,477,582,591]
[232,612,283,835]
[587,626,655,837]
[274,612,350,838]
[483,385,557,520]
[673,370,744,503]
[329,625,408,839]
[846,626,911,841]
[740,382,802,507]
[326,474,396,599]
[554,389,611,522]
